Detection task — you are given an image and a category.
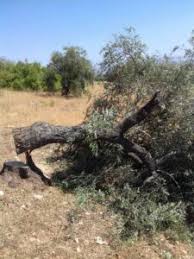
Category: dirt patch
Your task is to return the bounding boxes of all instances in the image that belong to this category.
[118,236,194,259]
[0,177,120,258]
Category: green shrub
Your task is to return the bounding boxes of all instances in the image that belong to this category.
[0,58,15,88]
[0,59,45,91]
[43,66,62,92]
[109,185,186,239]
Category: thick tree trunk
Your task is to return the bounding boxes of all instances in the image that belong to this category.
[13,122,86,154]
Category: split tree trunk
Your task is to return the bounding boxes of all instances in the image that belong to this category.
[13,123,86,154]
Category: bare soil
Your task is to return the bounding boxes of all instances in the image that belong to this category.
[0,87,193,258]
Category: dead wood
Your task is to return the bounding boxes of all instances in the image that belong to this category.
[0,160,50,186]
[0,160,30,178]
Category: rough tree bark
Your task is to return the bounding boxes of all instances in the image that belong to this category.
[12,91,161,183]
[13,123,86,154]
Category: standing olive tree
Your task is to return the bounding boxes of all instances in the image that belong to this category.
[48,47,94,96]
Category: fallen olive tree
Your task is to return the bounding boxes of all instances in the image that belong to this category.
[9,91,173,185]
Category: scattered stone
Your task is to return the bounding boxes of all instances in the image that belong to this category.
[14,156,20,161]
[75,238,79,243]
[95,236,108,245]
[30,237,36,242]
[33,194,43,200]
[77,247,81,253]
[8,181,18,188]
[29,237,41,244]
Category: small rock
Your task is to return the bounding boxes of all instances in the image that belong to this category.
[77,247,81,253]
[33,194,43,200]
[95,236,108,245]
[0,191,4,196]
[30,237,36,242]
[75,238,79,243]
[8,181,17,188]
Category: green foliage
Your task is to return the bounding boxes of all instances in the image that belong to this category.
[69,183,188,240]
[0,58,15,88]
[86,108,117,156]
[12,61,45,90]
[99,27,193,158]
[109,185,186,239]
[48,46,94,95]
[75,186,106,207]
[43,65,62,92]
[0,59,45,91]
[101,27,146,87]
[0,46,94,95]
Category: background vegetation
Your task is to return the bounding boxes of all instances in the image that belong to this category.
[0,46,94,95]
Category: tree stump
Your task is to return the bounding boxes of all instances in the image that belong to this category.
[0,159,51,186]
[0,160,30,179]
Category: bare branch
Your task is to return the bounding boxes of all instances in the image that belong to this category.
[115,91,160,135]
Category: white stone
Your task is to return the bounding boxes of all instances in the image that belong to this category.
[95,236,108,245]
[0,191,4,196]
[33,194,43,200]
[77,247,81,253]
[75,238,79,243]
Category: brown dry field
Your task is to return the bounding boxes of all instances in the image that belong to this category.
[0,85,194,259]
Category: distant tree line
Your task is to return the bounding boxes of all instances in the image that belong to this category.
[0,46,94,95]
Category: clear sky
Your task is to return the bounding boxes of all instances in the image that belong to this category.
[0,0,194,65]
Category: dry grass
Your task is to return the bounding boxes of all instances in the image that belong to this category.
[0,84,119,259]
[0,85,194,258]
[0,83,104,127]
